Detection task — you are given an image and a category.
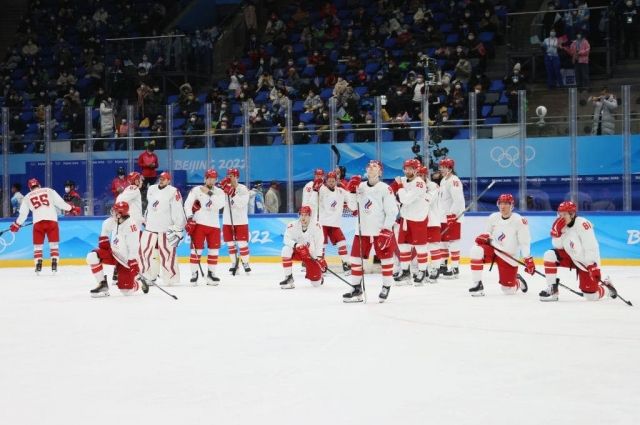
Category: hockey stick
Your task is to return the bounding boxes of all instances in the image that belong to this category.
[331,144,341,165]
[226,192,241,275]
[190,239,205,277]
[138,274,178,300]
[441,180,496,237]
[572,259,633,306]
[489,243,584,298]
[0,221,33,237]
[355,196,367,303]
[315,259,354,287]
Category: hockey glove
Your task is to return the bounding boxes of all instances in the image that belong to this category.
[550,217,566,238]
[347,176,362,193]
[376,228,394,252]
[389,179,401,194]
[219,177,230,188]
[166,228,184,247]
[185,219,196,236]
[223,184,236,197]
[475,233,491,246]
[10,222,20,233]
[192,199,201,214]
[312,177,324,192]
[294,244,311,261]
[446,214,458,225]
[128,259,140,276]
[98,236,110,250]
[317,257,328,272]
[587,263,601,282]
[68,203,82,215]
[523,256,536,275]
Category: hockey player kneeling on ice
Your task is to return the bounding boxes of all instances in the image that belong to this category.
[139,172,186,286]
[540,201,617,302]
[469,194,535,297]
[279,206,326,289]
[88,202,141,297]
[344,160,399,303]
[184,168,226,285]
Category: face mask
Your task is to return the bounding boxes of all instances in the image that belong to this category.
[485,12,490,17]
[377,75,383,80]
[550,32,556,37]
[457,47,463,53]
[475,89,480,93]
[627,1,633,5]
[465,13,470,18]
[577,34,582,39]
[190,118,196,122]
[64,187,71,193]
[468,36,475,41]
[442,116,448,122]
[396,91,402,95]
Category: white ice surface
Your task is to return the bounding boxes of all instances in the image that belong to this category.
[1,263,639,425]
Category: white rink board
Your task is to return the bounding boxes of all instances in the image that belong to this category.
[1,263,639,425]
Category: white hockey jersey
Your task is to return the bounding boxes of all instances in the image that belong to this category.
[283,220,325,259]
[116,185,143,227]
[425,180,441,227]
[16,187,71,225]
[318,185,350,227]
[222,183,250,226]
[439,174,465,222]
[346,181,398,236]
[397,176,431,222]
[301,180,320,220]
[184,185,226,228]
[552,216,600,268]
[144,184,186,233]
[485,212,531,266]
[108,216,140,267]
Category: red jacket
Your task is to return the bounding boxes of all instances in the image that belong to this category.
[137,151,159,178]
[111,176,129,197]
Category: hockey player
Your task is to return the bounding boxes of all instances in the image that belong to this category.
[318,171,352,273]
[540,201,617,302]
[220,168,251,275]
[390,159,434,285]
[302,168,324,222]
[11,178,74,274]
[139,172,186,285]
[344,160,399,303]
[438,158,465,278]
[117,171,144,228]
[88,201,143,297]
[279,206,327,289]
[417,166,444,282]
[184,168,226,285]
[468,194,535,296]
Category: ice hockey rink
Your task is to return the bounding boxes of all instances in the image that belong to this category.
[1,263,639,425]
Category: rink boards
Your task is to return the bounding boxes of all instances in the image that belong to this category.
[0,213,638,266]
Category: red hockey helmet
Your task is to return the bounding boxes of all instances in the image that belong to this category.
[403,158,421,170]
[113,201,129,216]
[127,172,141,185]
[439,158,455,169]
[417,166,429,178]
[497,193,515,205]
[28,178,40,189]
[299,206,312,216]
[557,201,577,214]
[159,171,171,181]
[314,168,324,177]
[205,168,218,180]
[227,168,240,178]
[326,171,337,180]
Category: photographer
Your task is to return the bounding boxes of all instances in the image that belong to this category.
[589,87,617,136]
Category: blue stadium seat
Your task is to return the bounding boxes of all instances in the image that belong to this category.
[479,32,495,43]
[299,112,315,123]
[173,118,185,129]
[481,105,493,118]
[489,80,505,92]
[292,100,305,113]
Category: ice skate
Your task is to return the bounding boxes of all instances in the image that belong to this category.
[428,267,440,283]
[438,260,448,275]
[229,260,239,276]
[189,272,199,285]
[206,271,220,286]
[342,262,351,275]
[242,262,251,274]
[279,274,295,289]
[539,280,559,302]
[469,281,485,297]
[90,278,109,298]
[393,269,411,285]
[137,276,150,294]
[442,266,459,279]
[51,258,57,274]
[379,285,391,303]
[343,284,363,303]
[35,259,42,275]
[516,274,528,293]
[602,277,617,299]
[413,270,427,286]
[112,268,118,282]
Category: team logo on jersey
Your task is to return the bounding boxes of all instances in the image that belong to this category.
[152,200,159,209]
[570,241,575,249]
[364,199,373,210]
[497,233,506,242]
[113,237,119,245]
[205,199,212,208]
[330,200,337,208]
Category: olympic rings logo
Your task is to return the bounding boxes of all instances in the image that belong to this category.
[0,231,16,254]
[490,146,536,168]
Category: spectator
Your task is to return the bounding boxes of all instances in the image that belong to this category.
[117,118,130,138]
[293,122,312,144]
[356,114,375,142]
[136,83,153,119]
[99,97,115,139]
[56,71,77,91]
[10,183,24,216]
[138,140,159,188]
[111,166,129,198]
[214,119,240,147]
[265,181,281,213]
[244,2,258,34]
[454,55,472,84]
[303,89,323,113]
[9,112,27,153]
[542,30,562,89]
[565,31,590,89]
[589,87,618,136]
[22,39,39,57]
[504,63,527,123]
[621,0,639,59]
[63,180,83,216]
[248,182,265,214]
[183,113,205,148]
